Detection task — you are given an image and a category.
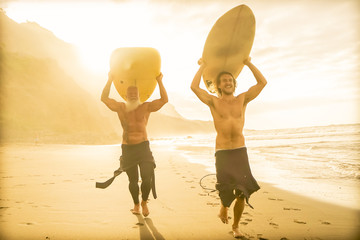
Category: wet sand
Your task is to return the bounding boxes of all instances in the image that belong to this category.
[0,143,359,239]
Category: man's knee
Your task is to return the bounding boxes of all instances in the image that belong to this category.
[235,196,245,202]
[141,177,151,188]
[128,179,139,187]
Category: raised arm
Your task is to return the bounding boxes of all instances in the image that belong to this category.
[101,72,124,112]
[147,73,168,112]
[190,59,214,106]
[243,57,267,104]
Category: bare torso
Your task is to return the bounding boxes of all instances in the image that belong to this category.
[210,93,247,150]
[117,103,150,144]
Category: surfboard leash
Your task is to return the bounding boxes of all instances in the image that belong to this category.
[199,173,218,195]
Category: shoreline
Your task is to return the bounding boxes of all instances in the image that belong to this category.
[0,143,359,239]
[170,139,360,211]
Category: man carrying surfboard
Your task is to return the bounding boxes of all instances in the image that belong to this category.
[191,57,267,238]
[100,72,168,217]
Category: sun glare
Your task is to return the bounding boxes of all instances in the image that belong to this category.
[2,0,359,128]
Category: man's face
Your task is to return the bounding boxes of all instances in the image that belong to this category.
[219,74,235,95]
[126,86,139,102]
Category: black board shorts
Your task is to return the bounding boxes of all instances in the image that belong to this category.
[215,147,260,208]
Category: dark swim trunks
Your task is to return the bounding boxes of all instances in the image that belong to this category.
[215,147,260,208]
[120,141,155,170]
[96,141,157,199]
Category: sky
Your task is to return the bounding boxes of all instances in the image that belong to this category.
[1,0,359,129]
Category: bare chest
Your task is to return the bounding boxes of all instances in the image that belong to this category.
[212,98,245,119]
[118,107,149,128]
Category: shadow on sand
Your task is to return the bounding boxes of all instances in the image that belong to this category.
[135,214,165,240]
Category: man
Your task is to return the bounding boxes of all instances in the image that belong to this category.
[191,57,267,238]
[101,72,168,217]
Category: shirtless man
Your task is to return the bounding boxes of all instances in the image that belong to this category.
[101,72,168,217]
[191,57,267,238]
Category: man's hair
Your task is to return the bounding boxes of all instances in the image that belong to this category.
[215,71,237,96]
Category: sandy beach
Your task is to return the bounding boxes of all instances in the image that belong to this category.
[0,143,359,240]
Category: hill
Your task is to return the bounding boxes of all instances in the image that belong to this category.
[0,48,122,143]
[0,9,214,144]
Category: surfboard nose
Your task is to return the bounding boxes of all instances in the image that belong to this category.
[110,47,160,102]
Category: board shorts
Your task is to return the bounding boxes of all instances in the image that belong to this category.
[96,141,157,199]
[120,141,155,170]
[215,147,260,208]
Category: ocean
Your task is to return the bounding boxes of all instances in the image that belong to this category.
[151,124,360,209]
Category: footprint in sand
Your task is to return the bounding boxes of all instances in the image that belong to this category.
[283,207,301,211]
[240,221,248,225]
[206,202,219,207]
[269,222,278,227]
[268,197,284,201]
[294,220,306,224]
[257,234,269,240]
[242,212,252,217]
[321,221,331,225]
[20,222,34,226]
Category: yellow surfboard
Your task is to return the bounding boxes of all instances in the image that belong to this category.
[202,5,255,93]
[109,47,161,102]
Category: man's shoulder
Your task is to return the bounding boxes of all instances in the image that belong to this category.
[236,92,246,97]
[235,92,247,101]
[140,102,150,109]
[136,102,152,113]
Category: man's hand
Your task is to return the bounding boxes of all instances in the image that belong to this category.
[198,58,207,69]
[156,72,163,83]
[243,57,252,65]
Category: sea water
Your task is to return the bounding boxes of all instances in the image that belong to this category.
[152,124,360,209]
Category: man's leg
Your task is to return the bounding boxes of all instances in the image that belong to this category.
[232,196,245,238]
[219,203,229,224]
[125,165,140,214]
[139,162,154,217]
[218,189,235,224]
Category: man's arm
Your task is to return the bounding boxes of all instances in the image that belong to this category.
[243,57,267,104]
[190,59,214,106]
[147,73,168,112]
[101,72,124,112]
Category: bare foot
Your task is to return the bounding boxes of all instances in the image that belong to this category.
[130,204,140,215]
[232,227,244,238]
[141,200,149,217]
[218,205,229,224]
